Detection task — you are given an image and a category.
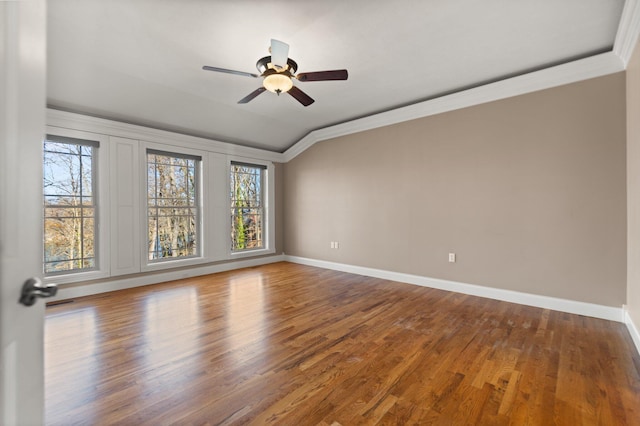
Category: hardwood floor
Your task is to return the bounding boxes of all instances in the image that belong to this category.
[45,262,640,425]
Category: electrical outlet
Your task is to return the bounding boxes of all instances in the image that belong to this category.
[448,253,456,263]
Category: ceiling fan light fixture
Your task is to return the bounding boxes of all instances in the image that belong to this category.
[263,73,293,94]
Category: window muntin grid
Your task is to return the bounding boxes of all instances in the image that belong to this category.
[230,163,265,252]
[147,150,200,261]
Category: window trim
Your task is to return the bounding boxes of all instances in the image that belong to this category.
[227,157,275,259]
[43,126,110,285]
[139,141,208,272]
[43,123,278,284]
[43,135,98,275]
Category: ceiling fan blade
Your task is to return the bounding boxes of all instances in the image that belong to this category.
[238,87,267,104]
[297,69,348,82]
[288,86,315,106]
[270,39,289,69]
[202,66,259,78]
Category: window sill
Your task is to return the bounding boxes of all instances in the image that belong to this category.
[44,269,110,285]
[230,247,275,260]
[141,255,209,273]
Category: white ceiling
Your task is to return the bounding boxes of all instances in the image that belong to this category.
[47,0,626,153]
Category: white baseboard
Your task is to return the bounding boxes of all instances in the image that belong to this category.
[624,306,640,355]
[51,253,628,327]
[284,255,625,323]
[49,254,286,302]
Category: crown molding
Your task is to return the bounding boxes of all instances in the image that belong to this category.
[47,49,628,165]
[283,52,624,162]
[46,108,285,163]
[614,0,640,66]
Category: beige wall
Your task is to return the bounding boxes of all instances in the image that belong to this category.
[283,73,627,306]
[628,40,640,326]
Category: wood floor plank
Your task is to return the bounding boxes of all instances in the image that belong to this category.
[45,262,640,425]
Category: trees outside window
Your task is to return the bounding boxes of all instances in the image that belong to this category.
[230,163,264,251]
[147,151,200,261]
[43,136,97,274]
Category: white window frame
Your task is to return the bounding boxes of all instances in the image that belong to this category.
[228,157,275,259]
[43,126,110,285]
[139,141,208,272]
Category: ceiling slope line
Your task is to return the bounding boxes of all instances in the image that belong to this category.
[46,109,285,163]
[282,52,625,162]
[614,0,640,66]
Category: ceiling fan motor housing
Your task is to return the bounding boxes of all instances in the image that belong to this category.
[256,56,298,75]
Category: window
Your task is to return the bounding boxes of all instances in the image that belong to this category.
[147,150,201,262]
[43,135,98,274]
[230,162,265,251]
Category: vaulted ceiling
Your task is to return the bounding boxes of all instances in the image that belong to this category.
[47,0,627,153]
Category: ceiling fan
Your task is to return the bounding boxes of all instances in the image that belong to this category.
[202,39,348,107]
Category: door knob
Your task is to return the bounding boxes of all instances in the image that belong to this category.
[19,278,57,306]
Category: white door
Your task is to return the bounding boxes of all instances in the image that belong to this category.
[0,1,48,425]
